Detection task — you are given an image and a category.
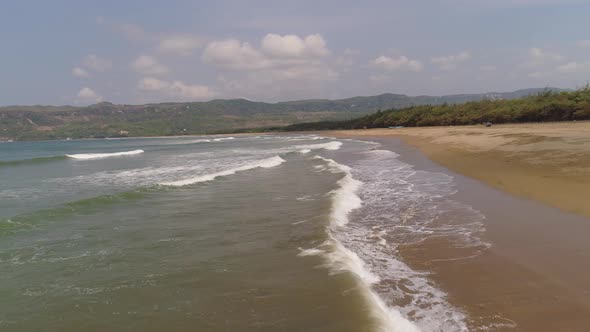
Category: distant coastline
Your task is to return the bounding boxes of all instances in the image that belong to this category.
[0,87,566,141]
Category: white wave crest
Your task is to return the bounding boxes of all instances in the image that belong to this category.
[296,141,342,151]
[314,156,362,227]
[66,149,144,160]
[184,139,212,144]
[333,148,479,331]
[212,137,235,142]
[160,156,285,187]
[299,149,311,154]
[306,155,421,332]
[158,139,212,145]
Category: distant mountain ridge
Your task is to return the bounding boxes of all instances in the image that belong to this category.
[0,87,567,140]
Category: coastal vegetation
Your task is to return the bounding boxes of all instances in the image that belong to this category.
[0,88,556,141]
[278,87,590,131]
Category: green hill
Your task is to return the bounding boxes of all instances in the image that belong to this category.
[0,88,565,140]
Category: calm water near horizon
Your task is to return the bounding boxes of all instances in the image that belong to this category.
[0,135,489,331]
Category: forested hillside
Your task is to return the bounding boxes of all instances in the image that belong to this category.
[0,88,563,140]
[279,88,590,132]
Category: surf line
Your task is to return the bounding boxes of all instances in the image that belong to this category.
[66,149,144,160]
[303,155,422,332]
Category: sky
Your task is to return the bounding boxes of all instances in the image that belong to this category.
[1,0,590,105]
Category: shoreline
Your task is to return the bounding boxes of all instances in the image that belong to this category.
[326,121,590,219]
[0,132,258,143]
[344,135,590,331]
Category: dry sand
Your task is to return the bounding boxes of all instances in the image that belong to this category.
[328,121,590,218]
[326,123,590,331]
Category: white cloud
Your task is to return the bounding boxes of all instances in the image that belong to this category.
[525,47,564,67]
[132,55,169,76]
[261,65,338,81]
[83,54,112,72]
[431,51,471,71]
[77,87,102,102]
[371,55,423,72]
[138,77,169,91]
[202,39,270,70]
[556,61,590,73]
[522,48,578,79]
[202,33,332,71]
[527,59,590,79]
[137,77,215,100]
[157,35,203,55]
[201,33,339,100]
[261,33,330,58]
[556,61,579,73]
[72,67,89,78]
[577,40,590,48]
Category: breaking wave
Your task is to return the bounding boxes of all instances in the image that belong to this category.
[303,155,421,332]
[0,149,145,166]
[296,141,342,151]
[212,137,235,142]
[0,155,67,167]
[299,150,486,331]
[159,156,286,187]
[66,149,144,160]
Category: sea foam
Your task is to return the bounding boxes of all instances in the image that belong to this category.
[66,149,144,160]
[212,137,235,142]
[334,148,483,331]
[160,156,285,187]
[296,141,342,151]
[314,156,362,226]
[305,155,421,332]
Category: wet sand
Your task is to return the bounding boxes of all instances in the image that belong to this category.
[327,130,590,331]
[328,121,590,219]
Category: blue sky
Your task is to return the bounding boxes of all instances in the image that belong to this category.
[1,0,590,105]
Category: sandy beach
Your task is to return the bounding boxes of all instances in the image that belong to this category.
[328,121,590,219]
[328,122,590,331]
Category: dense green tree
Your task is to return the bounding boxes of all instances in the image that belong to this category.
[281,87,590,132]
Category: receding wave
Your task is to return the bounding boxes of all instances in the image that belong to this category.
[66,149,144,160]
[303,150,483,331]
[302,155,421,331]
[0,155,67,167]
[160,156,285,187]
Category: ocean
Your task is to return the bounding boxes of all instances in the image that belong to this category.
[0,135,489,331]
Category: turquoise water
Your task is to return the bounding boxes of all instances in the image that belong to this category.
[0,135,486,331]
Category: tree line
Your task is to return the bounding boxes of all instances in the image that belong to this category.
[276,87,590,131]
